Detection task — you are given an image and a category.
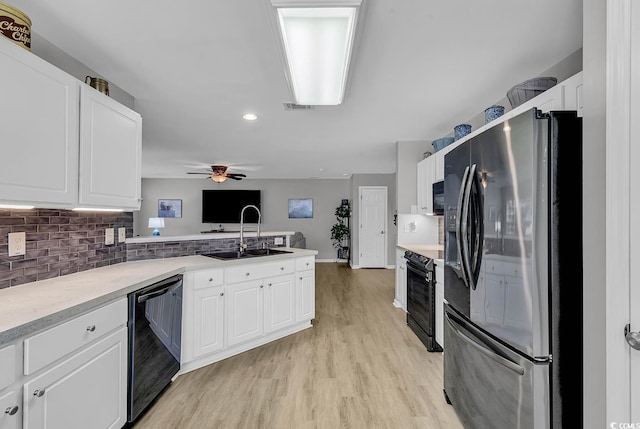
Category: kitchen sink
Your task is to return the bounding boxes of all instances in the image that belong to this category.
[202,248,292,260]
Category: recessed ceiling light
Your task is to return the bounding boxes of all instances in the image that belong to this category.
[242,113,258,121]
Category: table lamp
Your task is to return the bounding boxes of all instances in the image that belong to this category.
[148,217,165,236]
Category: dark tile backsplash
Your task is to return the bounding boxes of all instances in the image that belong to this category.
[125,236,282,261]
[0,207,289,289]
[0,209,133,289]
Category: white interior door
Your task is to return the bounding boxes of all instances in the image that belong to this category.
[358,186,387,268]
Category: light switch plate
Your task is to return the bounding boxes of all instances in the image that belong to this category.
[274,237,284,245]
[118,227,126,243]
[105,228,115,245]
[8,232,26,256]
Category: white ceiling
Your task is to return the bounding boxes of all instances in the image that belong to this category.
[12,0,582,180]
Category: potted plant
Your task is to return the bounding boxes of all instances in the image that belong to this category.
[330,202,351,259]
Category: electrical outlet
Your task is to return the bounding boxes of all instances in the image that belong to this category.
[8,232,26,256]
[274,237,284,245]
[105,228,115,245]
[118,227,126,243]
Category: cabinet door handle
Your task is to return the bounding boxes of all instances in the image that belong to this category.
[86,325,96,332]
[220,292,224,296]
[305,262,309,266]
[4,406,18,415]
[280,267,284,270]
[33,389,46,397]
[299,277,303,280]
[268,283,272,287]
[245,272,250,277]
[209,277,213,282]
[260,284,264,288]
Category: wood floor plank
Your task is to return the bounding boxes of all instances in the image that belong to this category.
[133,263,463,429]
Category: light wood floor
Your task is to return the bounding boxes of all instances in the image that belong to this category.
[134,263,464,429]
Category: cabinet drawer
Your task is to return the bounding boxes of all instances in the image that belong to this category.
[295,256,315,272]
[0,345,16,391]
[192,268,224,290]
[23,298,127,375]
[226,259,295,284]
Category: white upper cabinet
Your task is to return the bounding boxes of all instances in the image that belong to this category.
[79,85,142,209]
[417,156,435,215]
[0,38,142,210]
[0,39,79,206]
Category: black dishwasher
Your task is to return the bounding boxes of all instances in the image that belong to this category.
[127,274,183,424]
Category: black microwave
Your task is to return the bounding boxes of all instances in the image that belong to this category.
[432,181,444,215]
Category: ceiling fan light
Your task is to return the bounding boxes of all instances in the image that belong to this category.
[211,175,227,183]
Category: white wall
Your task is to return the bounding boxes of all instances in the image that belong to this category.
[135,178,349,260]
[30,32,134,109]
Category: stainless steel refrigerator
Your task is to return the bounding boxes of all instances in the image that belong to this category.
[443,108,582,428]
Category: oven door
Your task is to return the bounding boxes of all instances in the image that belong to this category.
[406,260,441,351]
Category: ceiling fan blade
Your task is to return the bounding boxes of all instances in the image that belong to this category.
[227,175,244,180]
[187,172,212,175]
[227,173,246,177]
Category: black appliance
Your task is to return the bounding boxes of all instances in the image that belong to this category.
[127,274,183,424]
[443,109,582,428]
[405,250,442,352]
[432,180,444,215]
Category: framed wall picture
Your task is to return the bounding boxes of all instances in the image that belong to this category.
[288,198,313,218]
[158,199,182,218]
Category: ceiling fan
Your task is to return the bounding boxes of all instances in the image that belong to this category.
[187,165,246,183]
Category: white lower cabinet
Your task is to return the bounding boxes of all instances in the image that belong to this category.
[264,274,296,333]
[296,271,315,322]
[226,279,265,347]
[192,285,225,358]
[394,248,407,311]
[0,390,20,429]
[181,255,316,373]
[23,328,127,429]
[0,298,128,429]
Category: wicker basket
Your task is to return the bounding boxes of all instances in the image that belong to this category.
[506,77,557,108]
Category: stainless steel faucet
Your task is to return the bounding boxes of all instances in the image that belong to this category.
[239,204,261,254]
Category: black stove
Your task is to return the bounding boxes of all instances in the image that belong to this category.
[404,250,442,352]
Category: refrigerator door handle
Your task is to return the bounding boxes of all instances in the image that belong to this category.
[446,311,525,376]
[456,166,471,287]
[460,164,476,290]
[469,166,484,288]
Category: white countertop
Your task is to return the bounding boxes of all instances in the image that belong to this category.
[0,247,317,345]
[127,230,295,244]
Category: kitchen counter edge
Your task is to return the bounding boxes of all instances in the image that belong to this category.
[0,248,318,345]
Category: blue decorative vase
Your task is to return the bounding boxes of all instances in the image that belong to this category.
[484,105,505,124]
[454,124,472,141]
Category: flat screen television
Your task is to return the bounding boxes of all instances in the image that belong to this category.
[202,190,261,223]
